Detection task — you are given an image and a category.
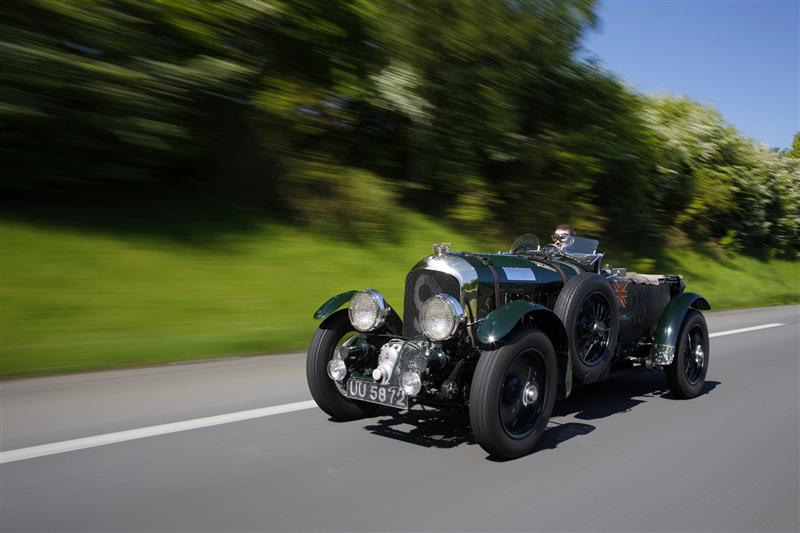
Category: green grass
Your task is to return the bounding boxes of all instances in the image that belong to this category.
[655,250,799,309]
[1,213,481,377]
[2,216,798,377]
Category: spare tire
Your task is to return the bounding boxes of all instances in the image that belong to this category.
[554,272,619,382]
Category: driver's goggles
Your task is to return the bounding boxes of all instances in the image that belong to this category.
[551,233,571,242]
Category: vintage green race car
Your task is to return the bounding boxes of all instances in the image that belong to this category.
[307,234,710,459]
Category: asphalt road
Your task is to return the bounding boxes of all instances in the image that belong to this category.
[2,305,798,532]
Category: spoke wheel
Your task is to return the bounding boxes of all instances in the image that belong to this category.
[574,292,612,366]
[684,324,705,385]
[665,310,709,399]
[554,272,619,382]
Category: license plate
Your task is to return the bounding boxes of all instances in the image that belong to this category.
[346,379,408,409]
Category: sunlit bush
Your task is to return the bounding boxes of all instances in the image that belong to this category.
[279,162,398,240]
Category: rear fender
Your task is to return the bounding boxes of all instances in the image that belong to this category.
[477,300,572,398]
[313,290,402,334]
[650,292,710,365]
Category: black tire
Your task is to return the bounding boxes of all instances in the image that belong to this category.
[554,272,619,381]
[469,328,558,459]
[665,310,709,399]
[306,310,379,421]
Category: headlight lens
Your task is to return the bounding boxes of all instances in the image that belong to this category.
[327,358,347,382]
[401,371,422,397]
[420,294,464,342]
[348,290,388,332]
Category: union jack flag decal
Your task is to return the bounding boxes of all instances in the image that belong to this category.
[612,280,630,308]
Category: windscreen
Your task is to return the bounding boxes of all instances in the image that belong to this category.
[563,236,599,254]
[510,233,540,253]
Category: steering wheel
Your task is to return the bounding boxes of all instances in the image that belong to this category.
[542,243,561,255]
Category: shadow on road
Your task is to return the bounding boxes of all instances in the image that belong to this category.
[360,372,720,453]
[362,408,476,449]
[554,372,720,421]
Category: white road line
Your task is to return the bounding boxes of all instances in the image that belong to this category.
[0,321,791,464]
[709,323,785,338]
[0,400,317,464]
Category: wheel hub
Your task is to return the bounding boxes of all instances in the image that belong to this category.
[694,345,705,366]
[521,382,539,407]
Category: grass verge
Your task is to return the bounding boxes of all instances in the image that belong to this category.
[2,217,797,377]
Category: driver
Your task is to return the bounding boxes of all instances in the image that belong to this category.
[552,224,575,250]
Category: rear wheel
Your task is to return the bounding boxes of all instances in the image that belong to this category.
[306,310,379,420]
[665,310,709,399]
[554,272,619,381]
[469,328,558,459]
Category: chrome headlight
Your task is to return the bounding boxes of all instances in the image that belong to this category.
[401,370,422,397]
[327,358,347,382]
[420,294,464,342]
[348,289,388,332]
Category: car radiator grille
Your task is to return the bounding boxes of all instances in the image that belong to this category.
[403,269,461,337]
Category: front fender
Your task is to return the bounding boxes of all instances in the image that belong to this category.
[477,301,544,344]
[313,291,357,320]
[651,292,711,365]
[313,290,403,334]
[477,300,572,398]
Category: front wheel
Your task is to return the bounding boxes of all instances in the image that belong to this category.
[665,310,710,399]
[306,310,379,420]
[469,328,558,459]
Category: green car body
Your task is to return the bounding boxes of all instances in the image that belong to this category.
[308,236,711,458]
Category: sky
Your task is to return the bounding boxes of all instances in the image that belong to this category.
[581,0,799,149]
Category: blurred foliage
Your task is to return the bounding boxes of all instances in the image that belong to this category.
[643,97,800,255]
[279,161,399,240]
[1,0,798,256]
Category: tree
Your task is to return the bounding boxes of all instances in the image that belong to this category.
[787,132,800,159]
